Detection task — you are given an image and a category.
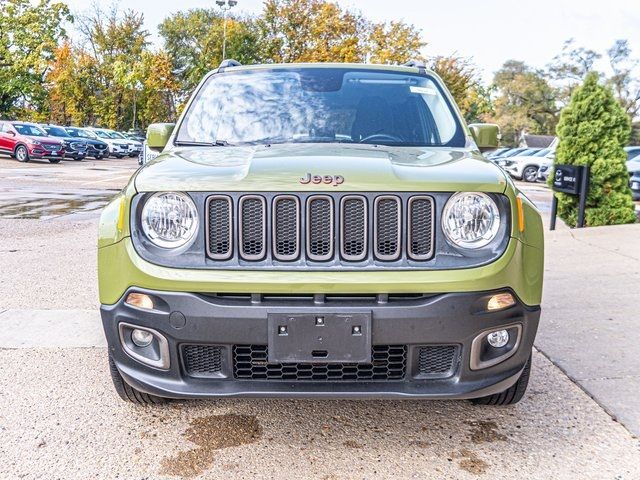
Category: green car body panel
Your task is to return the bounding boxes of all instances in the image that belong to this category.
[98,62,544,403]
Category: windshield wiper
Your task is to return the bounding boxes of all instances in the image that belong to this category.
[174,140,232,147]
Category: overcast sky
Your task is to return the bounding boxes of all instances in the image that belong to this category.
[61,0,640,82]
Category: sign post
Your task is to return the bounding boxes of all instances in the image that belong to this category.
[550,164,590,230]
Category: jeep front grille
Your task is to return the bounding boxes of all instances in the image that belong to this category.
[205,193,434,266]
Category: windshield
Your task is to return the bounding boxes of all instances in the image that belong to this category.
[13,124,47,136]
[109,131,126,139]
[176,68,465,147]
[93,130,112,139]
[533,149,550,157]
[44,126,69,137]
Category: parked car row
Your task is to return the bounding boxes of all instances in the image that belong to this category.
[486,145,640,198]
[0,120,143,163]
[485,147,554,183]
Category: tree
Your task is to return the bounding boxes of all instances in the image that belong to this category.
[257,0,423,64]
[76,4,150,129]
[488,60,558,145]
[258,0,367,63]
[367,21,425,65]
[606,40,640,119]
[553,72,635,226]
[430,55,493,123]
[0,0,72,118]
[159,9,261,95]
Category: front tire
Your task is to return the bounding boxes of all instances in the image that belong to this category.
[471,353,532,406]
[15,145,29,162]
[522,166,538,183]
[108,354,167,405]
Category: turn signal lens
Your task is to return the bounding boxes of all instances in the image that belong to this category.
[487,292,515,311]
[125,292,154,310]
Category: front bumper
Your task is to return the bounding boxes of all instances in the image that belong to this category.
[30,147,65,159]
[103,289,540,399]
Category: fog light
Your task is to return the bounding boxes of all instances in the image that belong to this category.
[131,329,153,347]
[487,292,515,311]
[487,329,509,348]
[126,292,154,310]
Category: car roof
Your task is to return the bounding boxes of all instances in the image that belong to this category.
[217,62,435,76]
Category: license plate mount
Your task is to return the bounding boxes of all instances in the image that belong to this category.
[267,312,372,364]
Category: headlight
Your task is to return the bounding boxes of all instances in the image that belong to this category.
[30,140,42,146]
[141,192,198,249]
[442,192,500,249]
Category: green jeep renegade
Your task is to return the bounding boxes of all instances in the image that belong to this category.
[99,60,543,406]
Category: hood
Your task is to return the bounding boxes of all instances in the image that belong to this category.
[27,135,62,145]
[134,143,508,193]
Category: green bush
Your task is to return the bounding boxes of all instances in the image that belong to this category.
[552,72,636,226]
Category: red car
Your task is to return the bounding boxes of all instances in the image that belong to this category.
[0,121,65,163]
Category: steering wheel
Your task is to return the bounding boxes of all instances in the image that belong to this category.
[359,133,403,144]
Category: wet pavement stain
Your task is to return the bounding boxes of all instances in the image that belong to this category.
[453,449,489,475]
[159,414,262,478]
[465,420,507,444]
[0,193,113,219]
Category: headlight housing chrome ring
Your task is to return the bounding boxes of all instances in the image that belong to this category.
[141,192,199,249]
[442,192,500,249]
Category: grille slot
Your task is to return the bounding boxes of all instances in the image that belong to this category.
[408,196,434,260]
[233,345,406,381]
[306,195,334,261]
[273,196,300,261]
[183,345,223,377]
[206,196,232,260]
[340,196,367,261]
[239,195,266,260]
[417,345,459,379]
[374,196,401,260]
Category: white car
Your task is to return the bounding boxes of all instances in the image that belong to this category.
[85,128,142,158]
[84,128,131,158]
[498,149,555,182]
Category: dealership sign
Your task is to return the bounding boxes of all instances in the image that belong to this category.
[550,164,590,229]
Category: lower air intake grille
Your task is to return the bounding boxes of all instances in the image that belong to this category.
[233,345,407,381]
[417,345,459,378]
[183,345,223,377]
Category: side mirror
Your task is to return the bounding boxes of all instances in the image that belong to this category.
[468,123,500,151]
[146,123,175,150]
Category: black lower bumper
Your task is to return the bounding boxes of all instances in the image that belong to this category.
[101,289,540,400]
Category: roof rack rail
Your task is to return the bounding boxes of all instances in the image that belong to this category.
[218,59,242,69]
[402,59,426,69]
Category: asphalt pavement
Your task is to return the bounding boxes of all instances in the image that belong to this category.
[1,155,639,479]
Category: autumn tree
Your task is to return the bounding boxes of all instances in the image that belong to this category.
[257,0,368,63]
[430,55,493,123]
[76,5,150,129]
[0,0,72,119]
[553,72,635,226]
